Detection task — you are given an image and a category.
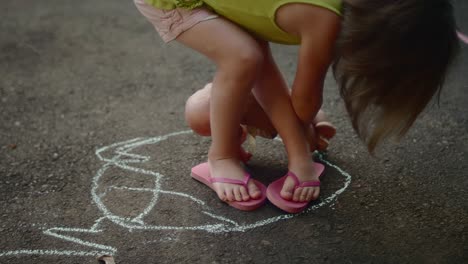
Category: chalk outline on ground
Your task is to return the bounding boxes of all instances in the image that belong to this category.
[0,130,352,259]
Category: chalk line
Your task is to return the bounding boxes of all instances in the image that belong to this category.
[44,227,117,253]
[89,131,352,233]
[0,130,353,259]
[0,250,111,257]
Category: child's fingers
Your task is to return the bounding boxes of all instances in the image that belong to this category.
[316,137,329,151]
[315,122,336,139]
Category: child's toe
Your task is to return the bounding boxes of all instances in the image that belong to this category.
[216,190,227,201]
[305,188,314,201]
[247,181,261,199]
[239,186,250,201]
[299,190,309,202]
[292,187,304,202]
[233,189,243,202]
[312,188,320,200]
[280,189,293,200]
[225,188,235,202]
[280,176,295,200]
[301,188,310,202]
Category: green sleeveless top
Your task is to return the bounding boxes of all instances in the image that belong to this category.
[145,0,342,44]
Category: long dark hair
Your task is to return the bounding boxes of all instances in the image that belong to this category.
[333,0,460,152]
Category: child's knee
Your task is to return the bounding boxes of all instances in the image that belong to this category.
[221,45,264,80]
[236,47,264,69]
[185,89,211,136]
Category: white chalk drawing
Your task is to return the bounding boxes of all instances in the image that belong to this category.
[0,130,352,259]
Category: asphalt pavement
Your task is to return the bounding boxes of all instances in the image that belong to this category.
[1,0,467,263]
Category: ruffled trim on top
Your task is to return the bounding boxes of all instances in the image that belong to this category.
[174,0,204,9]
[145,0,175,10]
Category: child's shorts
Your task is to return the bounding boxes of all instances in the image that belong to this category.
[134,0,219,43]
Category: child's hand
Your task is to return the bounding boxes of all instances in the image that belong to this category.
[306,120,336,152]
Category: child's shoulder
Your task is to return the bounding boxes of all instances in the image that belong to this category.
[275,2,341,40]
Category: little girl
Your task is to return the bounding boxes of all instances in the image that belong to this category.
[134,0,459,213]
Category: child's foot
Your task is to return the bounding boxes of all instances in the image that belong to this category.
[208,157,262,202]
[280,160,321,202]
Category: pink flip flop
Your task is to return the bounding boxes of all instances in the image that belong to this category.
[266,162,325,213]
[191,162,267,211]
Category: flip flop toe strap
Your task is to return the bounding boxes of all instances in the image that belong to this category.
[299,181,321,187]
[210,173,251,186]
[288,171,321,190]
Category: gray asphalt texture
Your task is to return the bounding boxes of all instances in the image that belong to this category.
[1,0,467,263]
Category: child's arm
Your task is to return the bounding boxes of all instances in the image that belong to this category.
[279,6,341,125]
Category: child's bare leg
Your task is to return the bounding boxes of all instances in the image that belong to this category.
[184,85,254,163]
[185,83,277,137]
[184,84,212,137]
[252,41,321,202]
[177,18,264,202]
[314,110,328,124]
[185,85,332,140]
[186,89,335,155]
